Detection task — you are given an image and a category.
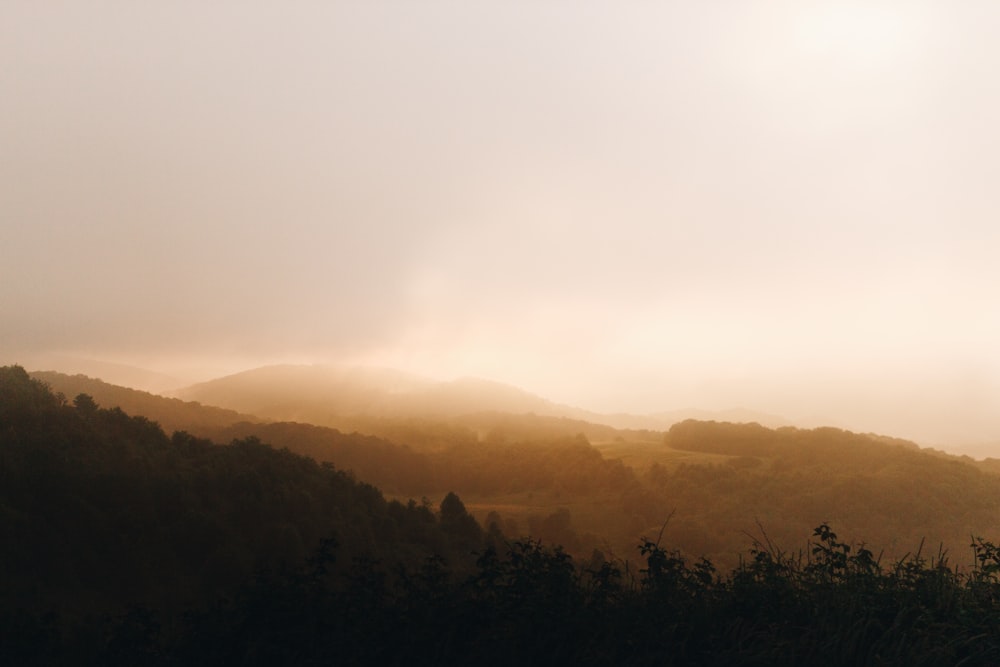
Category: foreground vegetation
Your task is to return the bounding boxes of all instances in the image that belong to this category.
[6,366,1000,665]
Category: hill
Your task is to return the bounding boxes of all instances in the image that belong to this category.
[14,355,185,393]
[173,364,580,421]
[173,364,812,434]
[0,365,487,615]
[29,370,263,435]
[605,419,1000,565]
[196,405,1000,570]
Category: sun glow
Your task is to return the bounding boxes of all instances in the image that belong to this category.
[791,3,920,69]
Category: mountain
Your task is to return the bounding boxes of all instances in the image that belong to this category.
[171,364,791,436]
[173,364,580,423]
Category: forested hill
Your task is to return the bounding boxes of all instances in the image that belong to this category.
[206,419,636,499]
[624,419,1000,563]
[31,367,636,442]
[0,366,487,616]
[29,370,263,435]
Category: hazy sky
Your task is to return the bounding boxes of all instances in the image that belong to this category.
[3,1,999,451]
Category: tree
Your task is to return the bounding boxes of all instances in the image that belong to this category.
[439,492,482,546]
[73,393,98,415]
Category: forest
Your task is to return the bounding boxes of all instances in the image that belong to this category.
[6,365,1000,664]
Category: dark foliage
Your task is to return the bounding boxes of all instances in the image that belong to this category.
[0,367,485,625]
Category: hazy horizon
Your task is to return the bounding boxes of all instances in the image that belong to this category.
[3,2,999,454]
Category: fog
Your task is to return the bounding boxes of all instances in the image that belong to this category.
[3,1,999,453]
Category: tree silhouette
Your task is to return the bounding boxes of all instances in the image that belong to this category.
[73,392,98,414]
[439,492,482,547]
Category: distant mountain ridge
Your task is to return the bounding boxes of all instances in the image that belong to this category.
[26,365,792,449]
[174,364,584,423]
[32,363,938,460]
[172,363,792,433]
[32,365,998,478]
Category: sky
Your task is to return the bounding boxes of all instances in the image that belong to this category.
[2,1,1000,453]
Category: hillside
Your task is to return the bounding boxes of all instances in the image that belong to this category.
[16,356,184,394]
[599,420,1000,565]
[29,370,263,435]
[173,364,581,421]
[193,402,1000,569]
[175,364,810,433]
[0,365,487,614]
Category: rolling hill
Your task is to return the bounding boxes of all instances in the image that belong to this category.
[29,370,263,435]
[171,363,788,433]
